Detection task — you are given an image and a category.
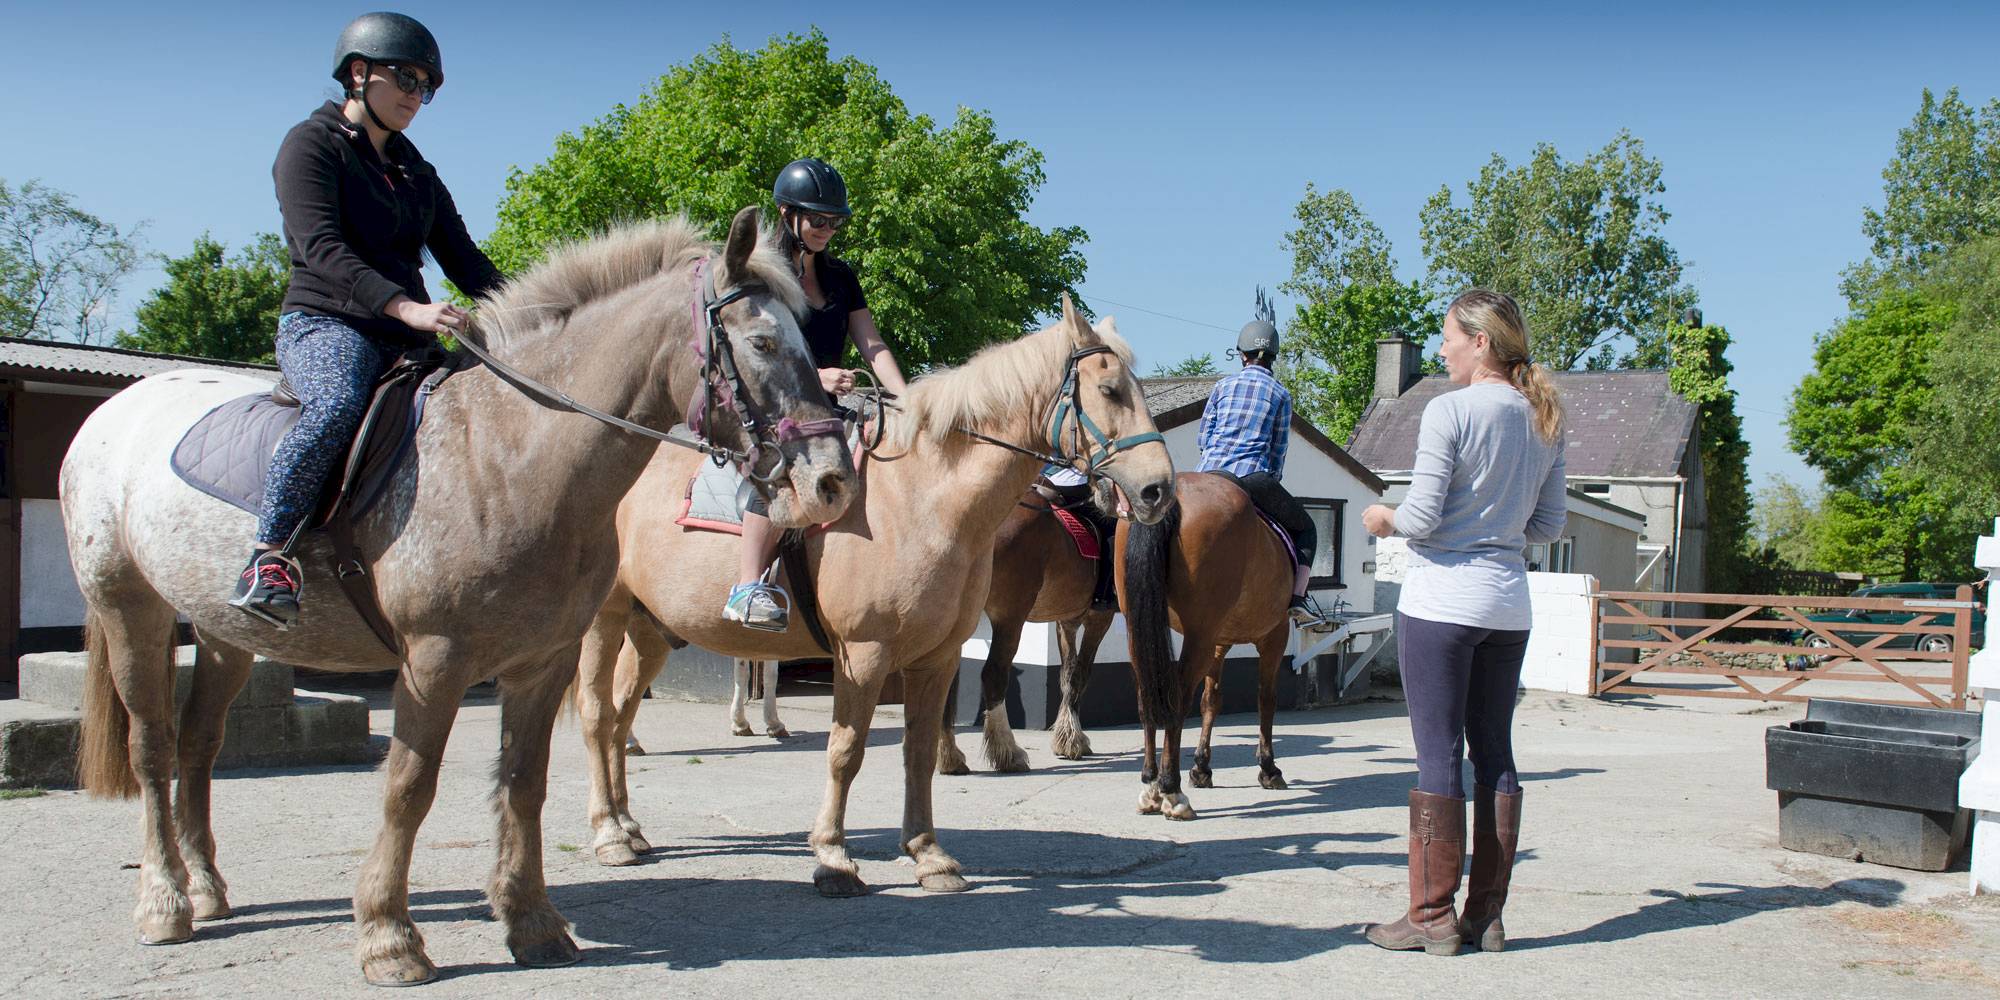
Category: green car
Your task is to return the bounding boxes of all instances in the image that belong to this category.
[1792,581,1987,657]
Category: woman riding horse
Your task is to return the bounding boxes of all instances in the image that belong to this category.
[233,12,502,625]
[725,158,910,631]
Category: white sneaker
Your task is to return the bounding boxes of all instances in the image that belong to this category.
[723,583,789,631]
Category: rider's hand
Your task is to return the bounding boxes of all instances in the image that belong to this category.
[1362,504,1398,538]
[819,368,855,395]
[388,296,469,336]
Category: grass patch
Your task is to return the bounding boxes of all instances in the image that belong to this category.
[555,843,580,853]
[0,787,48,800]
[687,756,703,765]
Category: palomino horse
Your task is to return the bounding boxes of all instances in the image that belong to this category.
[1119,471,1299,821]
[572,299,1176,891]
[61,210,856,985]
[937,487,1116,774]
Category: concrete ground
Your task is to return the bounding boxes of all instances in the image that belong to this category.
[2,680,1996,1000]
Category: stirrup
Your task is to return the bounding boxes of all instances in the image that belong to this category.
[1288,594,1330,630]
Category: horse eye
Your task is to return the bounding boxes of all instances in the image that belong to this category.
[750,334,777,354]
[1098,383,1120,401]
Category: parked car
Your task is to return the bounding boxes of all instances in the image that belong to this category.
[1790,582,1986,658]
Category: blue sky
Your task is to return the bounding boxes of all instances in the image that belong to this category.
[8,2,1999,499]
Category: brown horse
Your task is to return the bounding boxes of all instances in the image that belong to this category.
[572,299,1176,890]
[938,488,1116,774]
[60,210,856,985]
[1118,471,1297,821]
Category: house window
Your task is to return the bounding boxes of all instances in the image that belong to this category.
[1527,537,1575,573]
[1579,483,1611,494]
[1297,497,1345,589]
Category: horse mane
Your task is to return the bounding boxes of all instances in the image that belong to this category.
[471,215,807,348]
[885,320,1135,448]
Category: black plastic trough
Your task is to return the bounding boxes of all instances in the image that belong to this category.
[1764,699,1981,871]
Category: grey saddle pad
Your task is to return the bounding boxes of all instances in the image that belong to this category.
[171,392,308,516]
[678,446,751,531]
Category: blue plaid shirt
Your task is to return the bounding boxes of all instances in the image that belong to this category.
[1197,365,1290,478]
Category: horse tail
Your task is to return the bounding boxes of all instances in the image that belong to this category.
[1123,500,1182,730]
[78,609,141,799]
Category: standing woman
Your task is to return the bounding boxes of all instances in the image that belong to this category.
[1360,289,1566,955]
[231,12,504,626]
[722,158,908,630]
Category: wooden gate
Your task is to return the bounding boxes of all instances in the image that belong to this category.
[1590,588,1974,709]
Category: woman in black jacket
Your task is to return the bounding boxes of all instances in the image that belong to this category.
[231,11,503,627]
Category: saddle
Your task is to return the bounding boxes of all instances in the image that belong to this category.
[173,348,460,653]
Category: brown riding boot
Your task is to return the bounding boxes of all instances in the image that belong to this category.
[1460,786,1523,951]
[1366,789,1466,955]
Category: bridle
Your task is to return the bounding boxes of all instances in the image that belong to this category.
[451,255,842,489]
[955,344,1166,480]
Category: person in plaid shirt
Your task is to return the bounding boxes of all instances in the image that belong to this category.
[1197,320,1324,626]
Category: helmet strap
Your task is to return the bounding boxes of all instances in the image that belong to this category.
[353,60,399,134]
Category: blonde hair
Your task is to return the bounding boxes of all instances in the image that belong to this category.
[1448,288,1563,443]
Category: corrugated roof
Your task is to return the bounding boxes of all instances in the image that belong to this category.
[0,337,274,382]
[1140,376,1221,418]
[1344,371,1697,479]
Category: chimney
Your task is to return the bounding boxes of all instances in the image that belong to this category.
[1374,335,1422,400]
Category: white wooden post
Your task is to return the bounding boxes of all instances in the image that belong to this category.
[1960,518,2000,893]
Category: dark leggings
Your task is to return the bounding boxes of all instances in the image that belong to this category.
[256,312,401,544]
[1397,611,1529,798]
[1217,470,1317,569]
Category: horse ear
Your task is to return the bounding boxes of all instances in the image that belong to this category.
[1061,292,1098,344]
[722,206,760,282]
[1098,316,1120,339]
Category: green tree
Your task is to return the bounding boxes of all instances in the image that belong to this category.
[1752,474,1823,570]
[0,178,143,343]
[1282,282,1440,444]
[485,30,1086,370]
[1787,289,1979,579]
[1912,235,2000,520]
[1418,131,1696,370]
[1666,320,1753,591]
[1846,88,2000,299]
[116,233,289,364]
[1272,185,1438,441]
[1152,353,1217,377]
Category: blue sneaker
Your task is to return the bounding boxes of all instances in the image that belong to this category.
[723,582,789,632]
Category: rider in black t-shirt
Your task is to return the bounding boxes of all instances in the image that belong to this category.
[723,159,909,630]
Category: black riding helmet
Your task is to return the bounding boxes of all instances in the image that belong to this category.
[332,12,443,97]
[1237,319,1280,361]
[773,158,850,216]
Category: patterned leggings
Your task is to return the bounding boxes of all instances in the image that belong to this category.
[255,312,400,544]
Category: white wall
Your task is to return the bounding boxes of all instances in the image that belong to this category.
[1519,572,1598,695]
[21,499,84,629]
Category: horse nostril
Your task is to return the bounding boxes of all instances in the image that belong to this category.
[817,472,845,505]
[1140,483,1165,508]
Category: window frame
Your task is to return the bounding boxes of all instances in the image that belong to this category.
[1294,495,1346,590]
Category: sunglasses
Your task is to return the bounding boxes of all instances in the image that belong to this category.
[377,63,435,105]
[799,211,848,231]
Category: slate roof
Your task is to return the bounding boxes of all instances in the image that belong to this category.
[1139,376,1386,493]
[0,337,274,383]
[1344,371,1697,479]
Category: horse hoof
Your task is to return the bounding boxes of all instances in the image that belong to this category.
[1260,771,1288,790]
[813,866,870,898]
[595,841,641,867]
[992,750,1031,774]
[919,872,972,893]
[1189,769,1213,789]
[623,739,647,757]
[731,723,755,737]
[191,894,232,922]
[767,725,791,739]
[1137,790,1163,815]
[362,954,438,987]
[625,832,653,854]
[137,913,194,945]
[1162,795,1196,821]
[512,933,581,969]
[937,759,971,777]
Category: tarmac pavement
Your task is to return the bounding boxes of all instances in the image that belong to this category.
[2,682,1996,999]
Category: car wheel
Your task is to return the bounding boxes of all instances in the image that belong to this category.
[1918,634,1952,654]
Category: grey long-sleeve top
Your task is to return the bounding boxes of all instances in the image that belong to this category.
[1392,382,1567,630]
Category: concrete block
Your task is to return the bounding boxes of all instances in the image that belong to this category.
[0,699,80,788]
[647,644,740,704]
